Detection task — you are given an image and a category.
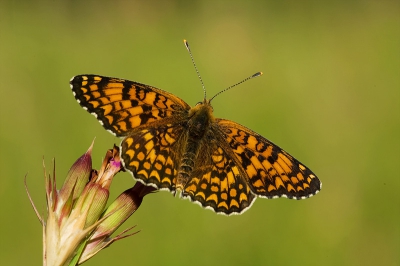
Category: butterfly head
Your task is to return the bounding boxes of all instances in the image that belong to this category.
[189,99,215,123]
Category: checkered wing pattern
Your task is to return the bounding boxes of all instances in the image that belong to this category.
[120,122,186,191]
[70,75,190,137]
[216,119,321,200]
[182,131,256,214]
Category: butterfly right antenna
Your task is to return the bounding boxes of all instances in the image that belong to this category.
[209,71,263,103]
[184,40,207,101]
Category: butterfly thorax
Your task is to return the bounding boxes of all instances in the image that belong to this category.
[176,100,214,191]
[187,100,214,136]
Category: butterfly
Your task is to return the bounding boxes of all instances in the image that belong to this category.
[70,40,321,215]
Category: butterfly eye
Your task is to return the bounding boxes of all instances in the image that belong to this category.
[195,102,202,106]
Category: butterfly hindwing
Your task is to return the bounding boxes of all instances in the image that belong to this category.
[120,122,187,191]
[70,75,190,136]
[216,119,321,199]
[181,130,256,215]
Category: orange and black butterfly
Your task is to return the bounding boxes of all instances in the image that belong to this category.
[70,40,321,215]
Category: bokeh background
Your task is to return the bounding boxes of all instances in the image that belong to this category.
[1,1,399,265]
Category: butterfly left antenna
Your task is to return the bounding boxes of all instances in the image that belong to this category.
[184,40,206,100]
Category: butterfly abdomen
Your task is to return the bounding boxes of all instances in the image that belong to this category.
[176,139,199,190]
[176,102,214,191]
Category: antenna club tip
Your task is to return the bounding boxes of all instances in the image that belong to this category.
[252,72,263,78]
[183,39,190,50]
[259,71,263,76]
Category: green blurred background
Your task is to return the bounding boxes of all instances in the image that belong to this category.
[1,1,399,265]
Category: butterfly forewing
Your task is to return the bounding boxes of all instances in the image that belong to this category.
[216,119,321,199]
[70,75,190,136]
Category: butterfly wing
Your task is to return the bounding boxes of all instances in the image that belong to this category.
[70,75,190,137]
[120,121,188,191]
[215,119,321,199]
[181,130,256,215]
